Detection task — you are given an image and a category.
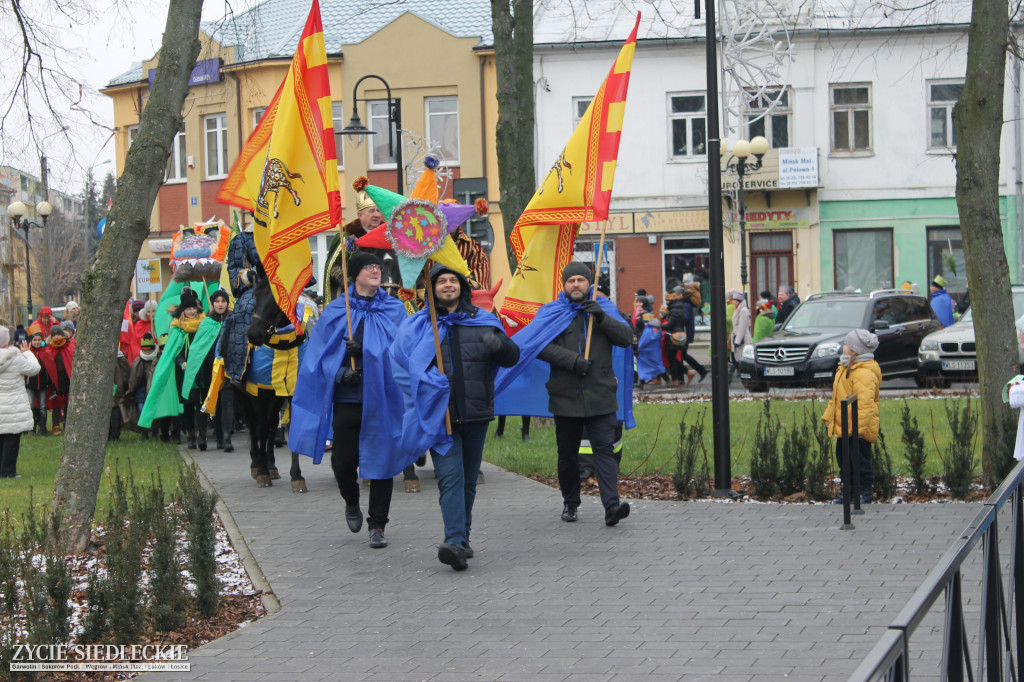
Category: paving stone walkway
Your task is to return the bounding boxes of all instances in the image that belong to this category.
[145,434,984,681]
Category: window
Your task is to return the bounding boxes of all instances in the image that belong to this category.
[128,125,139,150]
[166,124,187,182]
[331,102,345,169]
[662,236,711,326]
[927,226,966,307]
[669,93,707,158]
[369,99,398,168]
[928,80,964,149]
[204,113,228,179]
[830,84,872,152]
[572,97,592,128]
[833,229,893,291]
[746,88,790,148]
[251,106,267,132]
[425,97,459,165]
[308,234,328,296]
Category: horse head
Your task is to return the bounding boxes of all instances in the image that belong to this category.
[247,274,291,347]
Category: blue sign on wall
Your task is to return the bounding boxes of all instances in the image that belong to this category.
[148,58,223,90]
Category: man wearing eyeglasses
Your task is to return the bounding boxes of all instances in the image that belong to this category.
[289,251,409,549]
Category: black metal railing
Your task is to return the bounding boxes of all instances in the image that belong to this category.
[850,456,1024,681]
[839,394,864,529]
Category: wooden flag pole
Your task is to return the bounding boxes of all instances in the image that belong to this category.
[339,234,357,371]
[422,262,452,434]
[584,222,608,360]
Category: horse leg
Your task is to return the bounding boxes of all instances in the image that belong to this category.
[264,395,283,480]
[290,450,307,493]
[240,388,272,488]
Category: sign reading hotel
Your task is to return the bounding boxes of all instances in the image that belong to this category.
[778,148,819,188]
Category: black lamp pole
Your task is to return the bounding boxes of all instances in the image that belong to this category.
[341,74,403,194]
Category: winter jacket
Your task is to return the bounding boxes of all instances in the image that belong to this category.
[822,358,881,443]
[39,339,74,409]
[753,310,776,341]
[435,277,519,424]
[731,301,752,363]
[930,288,955,327]
[776,295,801,326]
[0,346,41,434]
[538,301,634,418]
[25,345,49,392]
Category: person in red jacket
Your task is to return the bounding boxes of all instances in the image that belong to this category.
[38,325,74,434]
[27,307,61,338]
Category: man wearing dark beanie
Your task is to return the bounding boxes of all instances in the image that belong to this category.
[289,246,407,549]
[534,262,635,525]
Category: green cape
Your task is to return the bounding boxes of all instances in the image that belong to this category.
[137,325,187,428]
[181,316,223,398]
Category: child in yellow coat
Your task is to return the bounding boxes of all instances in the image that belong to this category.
[823,329,882,504]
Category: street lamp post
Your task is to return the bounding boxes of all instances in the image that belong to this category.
[339,74,404,194]
[6,200,52,324]
[721,136,770,299]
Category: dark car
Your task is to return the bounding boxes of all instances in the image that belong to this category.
[738,289,941,392]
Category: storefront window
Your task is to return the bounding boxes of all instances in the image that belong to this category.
[833,228,893,291]
[663,236,711,327]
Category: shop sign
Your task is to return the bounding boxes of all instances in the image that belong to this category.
[149,239,173,254]
[635,210,709,233]
[778,148,819,188]
[720,149,780,192]
[726,207,811,230]
[578,213,633,235]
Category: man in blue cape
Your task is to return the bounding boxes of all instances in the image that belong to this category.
[289,252,409,549]
[498,262,634,526]
[390,265,519,571]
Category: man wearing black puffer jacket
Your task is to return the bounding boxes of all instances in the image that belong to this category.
[537,262,635,527]
[427,265,519,570]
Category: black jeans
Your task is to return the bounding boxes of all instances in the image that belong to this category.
[834,437,874,496]
[555,412,620,509]
[0,433,21,478]
[331,402,394,529]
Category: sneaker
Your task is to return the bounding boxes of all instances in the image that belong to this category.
[464,543,474,559]
[860,492,873,505]
[605,501,630,526]
[561,504,578,522]
[697,369,708,383]
[477,470,485,484]
[438,542,468,571]
[345,506,363,533]
[368,528,387,548]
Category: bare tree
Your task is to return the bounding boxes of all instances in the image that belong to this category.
[954,0,1017,487]
[51,0,204,552]
[490,0,535,265]
[35,206,88,304]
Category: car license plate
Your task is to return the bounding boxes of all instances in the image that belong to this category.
[942,360,976,371]
[764,366,795,377]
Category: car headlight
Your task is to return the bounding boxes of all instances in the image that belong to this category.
[742,345,755,360]
[813,343,842,358]
[920,339,939,351]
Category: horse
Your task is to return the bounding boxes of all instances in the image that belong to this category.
[215,232,314,491]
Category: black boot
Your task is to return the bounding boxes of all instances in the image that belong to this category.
[187,432,197,449]
[222,434,234,453]
[197,416,208,451]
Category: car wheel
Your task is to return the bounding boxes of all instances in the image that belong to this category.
[743,381,769,393]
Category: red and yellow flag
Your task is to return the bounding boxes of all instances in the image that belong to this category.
[500,13,639,329]
[217,0,341,328]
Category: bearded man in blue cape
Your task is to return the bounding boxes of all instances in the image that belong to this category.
[289,251,409,550]
[391,264,519,571]
[497,262,635,527]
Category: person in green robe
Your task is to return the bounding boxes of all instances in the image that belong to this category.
[753,299,777,342]
[138,287,205,445]
[181,289,232,451]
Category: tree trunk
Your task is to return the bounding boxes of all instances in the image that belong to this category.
[953,0,1015,488]
[490,0,535,268]
[52,0,204,553]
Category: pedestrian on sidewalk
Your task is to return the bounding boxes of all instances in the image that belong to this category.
[534,262,634,526]
[730,290,752,372]
[290,252,408,549]
[823,329,881,504]
[390,265,519,570]
[0,327,40,478]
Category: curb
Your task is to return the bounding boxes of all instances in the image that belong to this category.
[178,446,281,616]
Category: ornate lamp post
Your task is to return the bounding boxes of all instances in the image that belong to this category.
[7,199,52,324]
[339,74,404,194]
[721,135,770,296]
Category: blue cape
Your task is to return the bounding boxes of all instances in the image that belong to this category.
[637,324,667,381]
[288,286,409,476]
[390,306,504,456]
[494,291,636,428]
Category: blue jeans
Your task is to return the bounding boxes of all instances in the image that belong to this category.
[431,421,490,548]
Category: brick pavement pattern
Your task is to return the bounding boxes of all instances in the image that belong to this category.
[145,435,982,682]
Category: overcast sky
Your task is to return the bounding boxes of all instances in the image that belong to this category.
[1,1,251,196]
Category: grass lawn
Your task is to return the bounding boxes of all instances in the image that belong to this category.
[484,395,981,480]
[0,430,183,527]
